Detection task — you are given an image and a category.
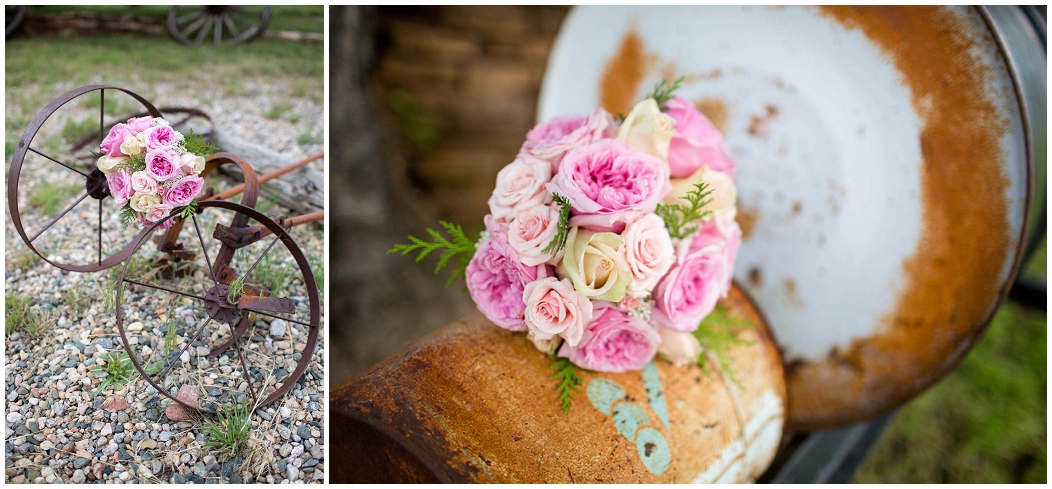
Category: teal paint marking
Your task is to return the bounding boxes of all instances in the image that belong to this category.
[586,378,627,415]
[641,360,669,428]
[611,401,651,441]
[635,427,671,476]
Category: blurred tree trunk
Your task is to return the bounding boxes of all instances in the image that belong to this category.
[328,6,473,385]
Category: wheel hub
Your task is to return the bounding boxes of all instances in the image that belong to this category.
[86,168,111,200]
[204,284,242,325]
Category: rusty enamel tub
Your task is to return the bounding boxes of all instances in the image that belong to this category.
[331,285,785,483]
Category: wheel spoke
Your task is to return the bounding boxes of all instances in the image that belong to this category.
[221,13,241,39]
[153,317,212,384]
[97,199,102,266]
[181,12,208,36]
[214,15,223,44]
[191,214,221,288]
[231,331,258,401]
[241,234,281,286]
[176,9,204,25]
[123,278,210,303]
[194,16,213,45]
[29,192,90,243]
[99,89,105,145]
[241,307,313,328]
[28,147,89,177]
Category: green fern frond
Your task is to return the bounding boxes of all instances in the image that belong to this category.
[549,356,585,413]
[649,76,686,108]
[181,129,220,157]
[693,304,757,387]
[656,182,714,239]
[389,221,478,288]
[541,194,572,257]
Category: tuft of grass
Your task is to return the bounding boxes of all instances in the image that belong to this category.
[254,253,292,298]
[9,250,40,270]
[5,293,54,338]
[61,115,97,143]
[307,252,323,290]
[29,182,81,215]
[264,102,293,120]
[91,351,137,394]
[201,398,255,460]
[296,132,322,145]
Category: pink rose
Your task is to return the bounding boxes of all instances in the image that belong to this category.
[138,214,174,230]
[520,108,616,172]
[179,152,206,176]
[507,202,561,266]
[126,116,154,134]
[100,124,137,158]
[664,97,736,178]
[523,277,593,347]
[656,327,704,366]
[621,214,675,298]
[146,202,174,224]
[107,169,133,205]
[143,125,179,151]
[558,306,661,373]
[163,174,204,207]
[547,139,671,233]
[145,149,181,182]
[487,156,552,222]
[130,171,159,196]
[466,216,551,331]
[651,237,731,333]
[690,214,742,274]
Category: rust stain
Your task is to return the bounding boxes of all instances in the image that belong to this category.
[747,267,763,287]
[790,201,802,216]
[737,206,758,240]
[601,28,655,116]
[783,278,804,309]
[788,6,1014,431]
[696,98,728,133]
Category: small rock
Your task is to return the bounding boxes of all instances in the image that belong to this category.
[92,463,105,480]
[280,407,292,419]
[141,439,157,449]
[172,473,187,484]
[165,385,200,421]
[187,474,205,484]
[7,412,24,424]
[287,465,299,481]
[104,397,130,412]
[145,409,161,422]
[73,457,91,469]
[127,321,144,332]
[276,460,287,473]
[269,319,287,337]
[100,424,113,437]
[72,470,86,484]
[297,426,311,439]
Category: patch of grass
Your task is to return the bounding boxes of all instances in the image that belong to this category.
[28,182,81,215]
[201,398,255,460]
[92,351,137,394]
[296,132,322,146]
[254,253,292,298]
[5,294,54,339]
[307,252,323,290]
[856,241,1047,483]
[264,102,293,121]
[9,250,40,270]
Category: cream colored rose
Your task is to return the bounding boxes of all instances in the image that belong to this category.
[656,327,703,366]
[664,165,737,222]
[119,134,144,157]
[621,214,676,298]
[129,192,161,213]
[97,156,126,175]
[180,152,205,176]
[487,155,553,222]
[528,331,563,355]
[557,227,632,302]
[617,98,675,164]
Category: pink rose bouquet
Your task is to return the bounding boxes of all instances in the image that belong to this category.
[393,79,741,409]
[96,116,218,229]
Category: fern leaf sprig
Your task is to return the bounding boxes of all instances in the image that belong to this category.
[181,129,220,157]
[541,193,572,256]
[649,76,685,108]
[119,205,138,228]
[655,182,714,239]
[549,356,584,412]
[389,221,478,287]
[177,201,199,220]
[692,304,756,387]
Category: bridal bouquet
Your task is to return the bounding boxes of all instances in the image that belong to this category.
[95,116,218,229]
[393,80,742,410]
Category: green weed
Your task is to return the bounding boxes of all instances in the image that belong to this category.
[201,398,255,459]
[28,182,81,215]
[92,351,137,394]
[296,132,322,146]
[264,102,293,121]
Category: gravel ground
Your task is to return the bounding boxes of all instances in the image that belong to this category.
[5,75,325,484]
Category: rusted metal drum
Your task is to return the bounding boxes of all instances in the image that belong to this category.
[331,285,785,483]
[538,6,1039,431]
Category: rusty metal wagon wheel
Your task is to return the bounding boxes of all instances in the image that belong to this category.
[115,199,320,414]
[5,5,26,38]
[167,5,273,46]
[7,85,162,273]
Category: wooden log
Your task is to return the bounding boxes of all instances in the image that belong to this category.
[211,132,324,215]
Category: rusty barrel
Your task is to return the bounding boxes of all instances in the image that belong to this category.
[331,284,786,483]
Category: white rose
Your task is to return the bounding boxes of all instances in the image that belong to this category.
[621,214,676,298]
[97,156,126,175]
[664,165,737,222]
[119,134,144,157]
[556,227,632,303]
[528,331,563,355]
[617,98,675,164]
[130,171,159,196]
[508,203,562,266]
[523,277,593,347]
[656,327,703,366]
[487,155,553,222]
[129,192,161,213]
[179,152,206,176]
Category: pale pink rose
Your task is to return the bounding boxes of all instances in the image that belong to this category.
[143,125,179,151]
[138,214,174,230]
[651,236,730,333]
[558,306,661,373]
[621,214,675,298]
[523,277,593,347]
[466,216,551,331]
[507,202,561,266]
[146,202,174,224]
[100,124,137,158]
[656,327,704,366]
[179,152,206,176]
[547,139,671,233]
[163,174,205,207]
[126,116,154,133]
[144,149,181,182]
[107,169,133,205]
[130,171,159,196]
[689,214,742,281]
[487,155,553,222]
[617,295,643,312]
[664,97,736,178]
[519,108,616,171]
